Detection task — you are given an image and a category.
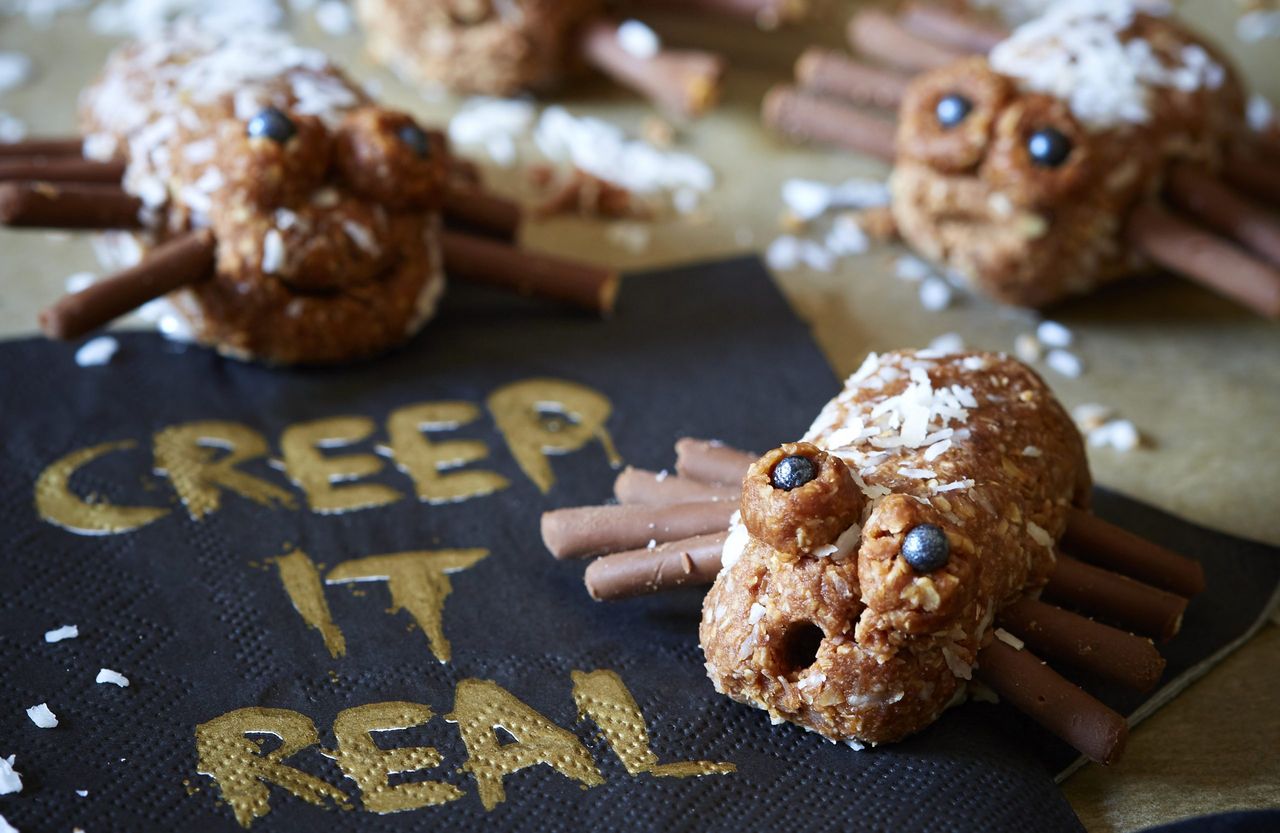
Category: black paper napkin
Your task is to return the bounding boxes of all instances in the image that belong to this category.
[0,257,1276,833]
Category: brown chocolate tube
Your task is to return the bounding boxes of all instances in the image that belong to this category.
[614,467,742,505]
[1127,202,1280,319]
[0,137,86,158]
[1165,163,1280,269]
[0,182,143,229]
[897,2,1007,55]
[762,85,897,162]
[39,229,216,341]
[1044,554,1188,642]
[442,182,521,242]
[585,532,728,600]
[999,599,1166,692]
[976,640,1129,765]
[580,19,726,118]
[847,9,967,73]
[441,229,619,315]
[674,438,756,486]
[795,49,910,110]
[1063,508,1205,597]
[541,500,735,560]
[1221,155,1280,207]
[0,158,125,184]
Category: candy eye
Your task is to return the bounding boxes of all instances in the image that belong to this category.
[247,107,297,144]
[1027,126,1072,168]
[396,123,431,159]
[771,455,817,491]
[901,524,950,572]
[935,94,973,129]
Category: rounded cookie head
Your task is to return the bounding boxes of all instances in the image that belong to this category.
[334,107,447,210]
[740,442,865,561]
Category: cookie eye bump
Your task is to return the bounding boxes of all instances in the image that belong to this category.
[901,524,950,572]
[935,93,973,129]
[771,455,817,491]
[1027,126,1072,167]
[396,123,431,159]
[247,106,297,144]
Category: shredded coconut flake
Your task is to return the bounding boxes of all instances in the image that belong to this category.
[75,336,118,367]
[1045,348,1083,378]
[26,703,58,729]
[994,628,1025,650]
[1026,521,1054,549]
[1035,319,1073,347]
[44,625,79,643]
[96,668,130,687]
[616,19,660,59]
[0,755,20,796]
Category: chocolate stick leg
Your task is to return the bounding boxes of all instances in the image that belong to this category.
[0,182,143,229]
[1063,508,1205,597]
[39,229,217,340]
[674,438,756,486]
[762,85,897,162]
[585,532,728,600]
[998,599,1166,692]
[440,230,619,315]
[1164,164,1280,269]
[1044,555,1188,642]
[976,640,1129,765]
[0,158,126,184]
[0,137,86,158]
[580,19,726,118]
[1127,202,1280,318]
[795,49,911,110]
[541,500,735,560]
[847,9,967,73]
[614,467,741,505]
[442,182,521,242]
[896,2,1007,55]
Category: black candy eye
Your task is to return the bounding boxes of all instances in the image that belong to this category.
[935,94,972,129]
[396,123,431,159]
[247,107,296,144]
[901,524,950,572]
[771,455,817,491]
[1027,127,1072,168]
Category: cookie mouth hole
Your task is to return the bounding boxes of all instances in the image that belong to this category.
[771,621,824,679]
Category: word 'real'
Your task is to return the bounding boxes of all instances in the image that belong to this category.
[35,378,621,536]
[196,669,736,827]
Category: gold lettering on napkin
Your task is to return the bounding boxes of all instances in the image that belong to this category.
[273,549,346,658]
[195,707,349,828]
[325,702,463,813]
[325,549,488,663]
[385,402,510,503]
[448,678,604,810]
[281,417,402,513]
[35,440,169,534]
[154,421,294,519]
[571,669,736,777]
[488,379,621,493]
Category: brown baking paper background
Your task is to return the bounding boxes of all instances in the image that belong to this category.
[1,258,1277,833]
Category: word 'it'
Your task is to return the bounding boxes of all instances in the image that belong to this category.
[273,547,485,663]
[35,378,621,536]
[196,670,735,828]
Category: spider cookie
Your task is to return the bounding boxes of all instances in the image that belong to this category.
[542,349,1206,763]
[0,26,616,365]
[765,0,1280,316]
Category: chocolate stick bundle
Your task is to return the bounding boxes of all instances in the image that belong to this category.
[542,433,1205,766]
[3,136,617,343]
